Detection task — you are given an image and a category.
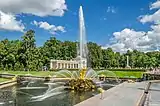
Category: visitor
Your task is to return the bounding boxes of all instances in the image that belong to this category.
[98,88,105,99]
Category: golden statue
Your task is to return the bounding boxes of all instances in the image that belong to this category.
[79,68,87,79]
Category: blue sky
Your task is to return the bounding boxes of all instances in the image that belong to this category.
[0,0,160,52]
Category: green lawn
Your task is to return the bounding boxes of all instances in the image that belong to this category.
[98,71,144,78]
[0,78,10,83]
[0,70,144,78]
[0,71,54,77]
[114,71,143,78]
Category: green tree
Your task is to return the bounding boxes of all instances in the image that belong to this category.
[21,30,36,71]
[88,42,103,68]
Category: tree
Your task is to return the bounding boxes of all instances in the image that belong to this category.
[88,42,103,68]
[21,30,36,71]
[1,30,160,71]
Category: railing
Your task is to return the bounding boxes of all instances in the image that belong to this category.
[137,82,151,106]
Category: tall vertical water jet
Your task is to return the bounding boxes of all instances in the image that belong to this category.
[77,6,88,70]
[65,6,96,91]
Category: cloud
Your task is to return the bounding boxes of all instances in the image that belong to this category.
[102,28,151,53]
[139,9,160,23]
[0,0,67,17]
[0,11,25,32]
[107,6,116,13]
[0,0,67,32]
[103,0,160,53]
[32,21,65,34]
[150,0,160,9]
[139,0,160,24]
[103,25,160,53]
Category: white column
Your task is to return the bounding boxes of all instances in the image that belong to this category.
[57,62,59,69]
[127,56,129,67]
[62,63,63,69]
[50,61,53,69]
[66,63,68,69]
[60,63,62,69]
[64,63,66,69]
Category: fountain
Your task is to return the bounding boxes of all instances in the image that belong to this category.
[50,6,120,91]
[52,6,118,91]
[0,6,120,106]
[30,6,119,101]
[58,6,96,91]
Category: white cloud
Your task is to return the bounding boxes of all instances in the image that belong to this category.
[0,0,67,17]
[139,9,160,23]
[102,28,151,53]
[107,6,116,13]
[103,0,160,53]
[139,0,160,23]
[150,0,160,9]
[0,11,25,32]
[32,21,65,34]
[0,0,67,32]
[103,25,160,53]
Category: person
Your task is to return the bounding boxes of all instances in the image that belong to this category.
[98,87,105,99]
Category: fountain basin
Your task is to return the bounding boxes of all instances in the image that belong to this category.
[0,80,115,106]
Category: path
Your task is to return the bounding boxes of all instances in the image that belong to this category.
[75,81,148,106]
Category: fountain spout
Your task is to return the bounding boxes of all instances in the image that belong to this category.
[78,6,88,78]
[78,6,88,70]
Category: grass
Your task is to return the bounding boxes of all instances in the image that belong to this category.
[98,71,144,78]
[113,71,144,78]
[0,78,10,83]
[0,70,144,78]
[0,71,54,77]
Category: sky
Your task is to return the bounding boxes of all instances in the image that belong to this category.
[0,0,160,53]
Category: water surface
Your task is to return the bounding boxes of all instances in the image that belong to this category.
[0,80,114,106]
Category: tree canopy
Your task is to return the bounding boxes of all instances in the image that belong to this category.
[0,30,159,71]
